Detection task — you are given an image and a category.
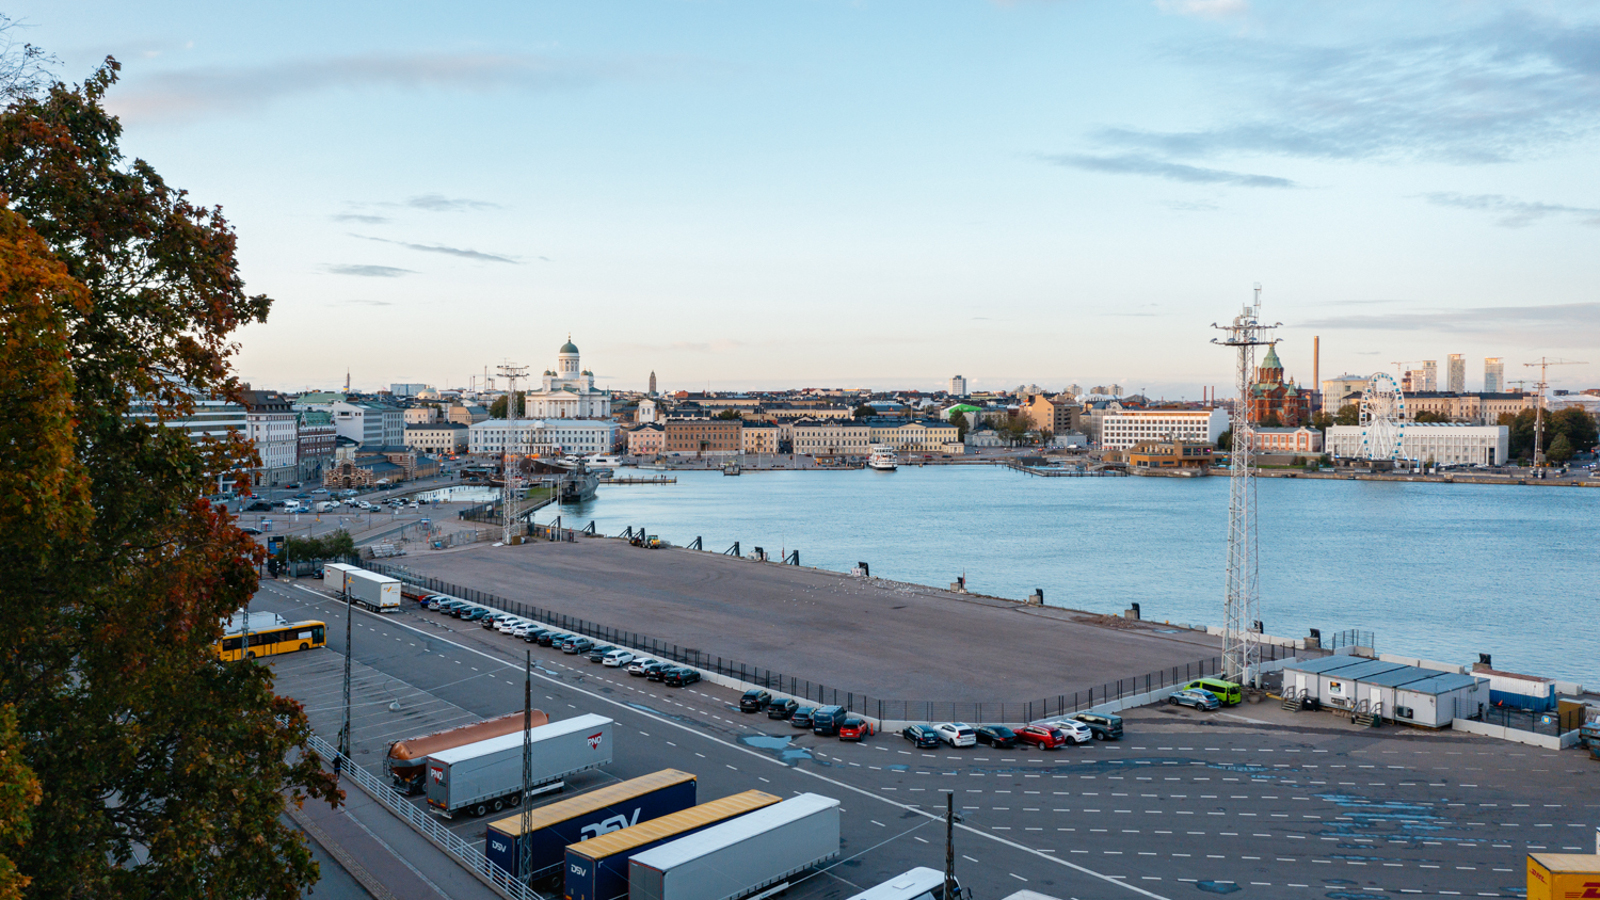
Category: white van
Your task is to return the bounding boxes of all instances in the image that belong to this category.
[282,499,304,512]
[314,501,339,513]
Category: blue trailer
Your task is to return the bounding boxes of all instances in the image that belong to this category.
[565,790,781,900]
[486,769,697,881]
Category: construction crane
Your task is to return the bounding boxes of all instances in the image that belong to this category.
[1522,357,1587,466]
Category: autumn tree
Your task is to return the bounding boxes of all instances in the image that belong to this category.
[0,61,339,898]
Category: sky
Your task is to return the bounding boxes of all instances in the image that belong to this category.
[9,0,1600,396]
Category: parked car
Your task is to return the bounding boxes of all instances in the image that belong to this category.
[974,725,1017,749]
[522,627,550,644]
[602,649,635,668]
[663,667,701,687]
[1053,720,1094,744]
[1183,679,1242,706]
[790,706,817,729]
[310,488,329,494]
[811,705,848,736]
[245,501,273,512]
[561,637,594,655]
[511,622,536,639]
[481,612,507,629]
[240,526,263,535]
[627,658,659,676]
[740,689,772,713]
[765,698,799,720]
[1169,688,1221,711]
[496,617,526,634]
[460,607,489,622]
[933,722,978,748]
[643,662,671,681]
[586,645,616,662]
[901,725,941,749]
[838,717,875,741]
[1013,724,1071,749]
[537,632,566,647]
[1070,712,1124,741]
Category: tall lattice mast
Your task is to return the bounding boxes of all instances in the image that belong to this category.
[498,362,528,543]
[1211,285,1280,687]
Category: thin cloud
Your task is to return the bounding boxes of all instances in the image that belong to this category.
[1420,192,1600,228]
[331,213,390,224]
[353,234,518,264]
[107,50,677,124]
[326,264,413,277]
[1155,0,1248,20]
[1100,12,1600,165]
[403,194,500,212]
[1164,199,1221,212]
[1300,302,1600,340]
[1045,153,1295,188]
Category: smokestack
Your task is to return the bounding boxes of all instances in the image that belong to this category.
[1313,336,1320,391]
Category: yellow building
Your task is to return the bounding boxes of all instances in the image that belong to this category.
[1126,439,1214,470]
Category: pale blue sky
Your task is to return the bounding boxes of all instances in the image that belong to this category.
[12,1,1600,396]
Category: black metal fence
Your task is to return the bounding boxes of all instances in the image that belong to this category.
[1324,629,1376,651]
[364,563,1305,723]
[1481,705,1576,737]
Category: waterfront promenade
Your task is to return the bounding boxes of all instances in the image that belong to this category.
[400,538,1231,703]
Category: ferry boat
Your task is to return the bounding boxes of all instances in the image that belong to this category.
[867,445,898,471]
[582,454,626,469]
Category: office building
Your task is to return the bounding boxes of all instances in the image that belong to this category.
[468,418,618,457]
[1099,408,1230,451]
[240,390,300,487]
[1447,354,1465,393]
[949,375,968,396]
[1484,357,1504,393]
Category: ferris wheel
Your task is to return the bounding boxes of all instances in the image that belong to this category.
[1358,372,1407,461]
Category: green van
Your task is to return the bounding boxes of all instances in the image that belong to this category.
[1185,678,1243,706]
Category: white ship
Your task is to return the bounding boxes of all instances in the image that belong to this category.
[867,445,898,471]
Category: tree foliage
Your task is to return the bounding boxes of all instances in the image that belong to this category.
[490,390,526,418]
[283,531,357,564]
[714,408,743,420]
[1498,407,1598,461]
[0,61,339,898]
[1334,403,1361,426]
[852,404,875,419]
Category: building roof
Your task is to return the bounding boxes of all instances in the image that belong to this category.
[1283,656,1485,696]
[559,336,579,354]
[1260,345,1282,369]
[1281,655,1370,675]
[405,423,467,432]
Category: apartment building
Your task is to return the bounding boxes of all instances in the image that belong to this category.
[1099,408,1230,450]
[626,423,665,456]
[741,421,781,454]
[663,418,741,456]
[405,422,468,456]
[1021,394,1082,436]
[791,419,872,457]
[240,390,299,487]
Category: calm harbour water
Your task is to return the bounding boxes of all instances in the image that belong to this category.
[550,466,1599,684]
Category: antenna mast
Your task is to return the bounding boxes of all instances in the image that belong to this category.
[1210,284,1280,688]
[498,361,529,543]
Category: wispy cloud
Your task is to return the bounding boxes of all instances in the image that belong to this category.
[403,194,500,212]
[1045,153,1295,188]
[1164,199,1221,212]
[1155,0,1248,20]
[1420,192,1600,228]
[326,263,414,277]
[1300,303,1600,343]
[353,234,518,264]
[332,213,390,224]
[108,50,680,124]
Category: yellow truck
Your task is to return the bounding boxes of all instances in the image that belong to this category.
[1526,854,1600,900]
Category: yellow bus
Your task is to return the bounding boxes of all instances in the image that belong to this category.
[218,620,327,661]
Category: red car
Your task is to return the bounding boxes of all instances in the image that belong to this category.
[1014,724,1070,749]
[838,716,876,742]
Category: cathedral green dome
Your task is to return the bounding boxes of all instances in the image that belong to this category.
[559,337,579,354]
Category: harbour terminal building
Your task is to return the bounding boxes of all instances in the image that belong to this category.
[1325,423,1509,466]
[1099,408,1230,451]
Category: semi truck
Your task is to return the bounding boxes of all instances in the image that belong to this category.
[627,793,840,900]
[485,769,697,882]
[426,714,614,819]
[845,868,961,900]
[345,568,401,612]
[387,712,547,795]
[565,790,781,900]
[1526,853,1600,900]
[322,562,360,597]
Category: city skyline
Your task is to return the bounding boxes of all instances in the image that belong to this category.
[14,1,1600,394]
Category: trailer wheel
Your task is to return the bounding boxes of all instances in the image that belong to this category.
[508,794,521,807]
[473,803,488,817]
[492,798,505,812]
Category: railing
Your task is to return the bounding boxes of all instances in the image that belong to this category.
[1481,705,1572,737]
[1324,628,1376,651]
[363,563,1302,723]
[306,734,542,900]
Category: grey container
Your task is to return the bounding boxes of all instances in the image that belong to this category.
[425,713,613,818]
[628,793,840,900]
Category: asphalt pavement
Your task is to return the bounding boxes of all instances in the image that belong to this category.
[251,578,1598,900]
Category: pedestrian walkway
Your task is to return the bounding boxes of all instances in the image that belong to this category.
[288,770,505,900]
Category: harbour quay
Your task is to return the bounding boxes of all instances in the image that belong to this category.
[397,537,1248,708]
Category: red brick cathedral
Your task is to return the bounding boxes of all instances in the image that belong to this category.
[1248,345,1312,426]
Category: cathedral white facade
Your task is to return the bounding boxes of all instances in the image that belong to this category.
[524,337,611,419]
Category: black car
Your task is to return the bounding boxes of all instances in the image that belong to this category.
[1071,712,1124,741]
[765,698,799,720]
[245,501,273,512]
[663,667,701,687]
[901,725,941,749]
[811,705,847,736]
[740,689,772,713]
[523,628,549,644]
[240,526,264,536]
[790,706,817,729]
[643,662,671,681]
[537,632,566,647]
[975,725,1018,748]
[587,645,616,663]
[562,637,594,654]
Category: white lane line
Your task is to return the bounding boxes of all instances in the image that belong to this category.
[282,584,1173,900]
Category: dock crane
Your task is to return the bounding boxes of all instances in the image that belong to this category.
[1522,358,1587,466]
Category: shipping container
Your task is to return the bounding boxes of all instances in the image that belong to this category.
[845,869,958,900]
[565,790,782,900]
[426,714,613,819]
[1526,853,1600,900]
[628,793,839,900]
[485,769,698,882]
[388,712,546,795]
[346,569,401,612]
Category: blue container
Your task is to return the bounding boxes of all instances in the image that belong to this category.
[1489,689,1555,712]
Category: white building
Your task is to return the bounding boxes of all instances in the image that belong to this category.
[241,390,299,487]
[1326,423,1509,465]
[468,418,619,457]
[322,400,405,448]
[949,375,967,396]
[525,337,611,418]
[1099,408,1229,450]
[1321,374,1372,411]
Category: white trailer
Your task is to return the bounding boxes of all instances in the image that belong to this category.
[846,868,960,900]
[345,568,401,612]
[425,714,614,819]
[628,793,840,900]
[322,562,360,598]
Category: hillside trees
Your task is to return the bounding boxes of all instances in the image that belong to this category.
[0,60,339,897]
